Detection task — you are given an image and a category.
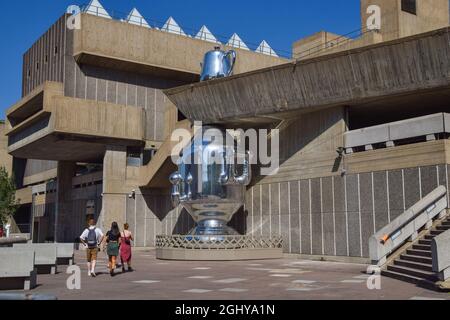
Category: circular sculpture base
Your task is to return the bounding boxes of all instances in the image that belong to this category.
[156,235,283,261]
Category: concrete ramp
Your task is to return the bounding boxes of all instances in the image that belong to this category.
[139,120,193,188]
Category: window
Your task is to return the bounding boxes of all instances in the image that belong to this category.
[127,147,143,167]
[401,0,417,15]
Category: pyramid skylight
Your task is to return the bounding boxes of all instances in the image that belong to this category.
[84,0,111,19]
[227,33,249,50]
[256,40,278,57]
[195,25,219,43]
[126,8,151,28]
[161,17,186,36]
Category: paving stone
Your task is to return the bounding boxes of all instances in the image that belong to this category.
[183,289,213,294]
[219,288,249,293]
[213,278,247,284]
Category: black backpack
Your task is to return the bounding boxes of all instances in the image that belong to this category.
[86,228,97,249]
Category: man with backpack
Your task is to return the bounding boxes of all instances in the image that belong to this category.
[80,219,104,277]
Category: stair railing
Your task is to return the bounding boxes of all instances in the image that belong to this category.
[431,229,450,281]
[369,186,448,266]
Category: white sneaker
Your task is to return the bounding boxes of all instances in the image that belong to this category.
[88,271,92,277]
[91,272,97,278]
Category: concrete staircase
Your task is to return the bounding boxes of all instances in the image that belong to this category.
[381,214,450,288]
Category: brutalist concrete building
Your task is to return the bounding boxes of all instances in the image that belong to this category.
[5,0,450,276]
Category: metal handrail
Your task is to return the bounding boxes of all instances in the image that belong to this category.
[369,186,448,265]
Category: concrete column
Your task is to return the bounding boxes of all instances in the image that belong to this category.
[55,161,76,242]
[100,146,128,232]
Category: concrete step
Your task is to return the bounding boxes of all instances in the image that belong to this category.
[436,225,450,231]
[430,230,444,236]
[381,269,432,285]
[418,239,432,245]
[381,270,439,291]
[412,244,431,251]
[400,254,433,264]
[424,234,437,240]
[406,249,432,257]
[386,265,438,281]
[394,259,433,272]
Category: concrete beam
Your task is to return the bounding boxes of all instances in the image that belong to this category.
[165,28,450,124]
[74,14,288,79]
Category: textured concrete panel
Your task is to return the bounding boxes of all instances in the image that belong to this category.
[333,176,347,256]
[322,177,334,256]
[421,166,438,198]
[252,185,262,236]
[135,194,146,247]
[137,85,146,109]
[245,189,253,236]
[117,82,127,106]
[404,167,421,209]
[127,82,137,107]
[359,173,374,258]
[75,65,85,99]
[300,180,311,254]
[261,184,271,237]
[280,182,290,252]
[126,197,136,238]
[311,178,322,255]
[346,174,361,257]
[96,72,107,103]
[289,181,300,254]
[437,164,447,189]
[270,184,280,236]
[86,76,97,101]
[106,80,117,104]
[388,170,404,221]
[373,171,389,232]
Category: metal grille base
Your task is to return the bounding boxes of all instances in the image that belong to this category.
[155,235,283,261]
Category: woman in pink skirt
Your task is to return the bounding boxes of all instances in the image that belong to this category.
[120,223,134,272]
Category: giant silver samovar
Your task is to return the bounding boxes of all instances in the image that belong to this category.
[170,127,251,236]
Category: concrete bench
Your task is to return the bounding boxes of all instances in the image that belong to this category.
[56,243,75,266]
[13,243,57,275]
[0,248,37,290]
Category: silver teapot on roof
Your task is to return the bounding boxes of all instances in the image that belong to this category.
[200,46,237,81]
[170,126,251,236]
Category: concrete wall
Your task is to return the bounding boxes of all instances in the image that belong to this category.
[73,13,288,78]
[22,15,67,97]
[64,63,183,142]
[245,164,450,258]
[0,123,12,174]
[293,0,449,60]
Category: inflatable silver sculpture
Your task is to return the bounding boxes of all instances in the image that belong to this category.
[170,127,251,236]
[200,46,236,81]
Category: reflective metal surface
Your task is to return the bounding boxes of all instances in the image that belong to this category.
[200,46,237,81]
[170,127,251,236]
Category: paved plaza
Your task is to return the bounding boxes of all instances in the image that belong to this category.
[6,249,450,300]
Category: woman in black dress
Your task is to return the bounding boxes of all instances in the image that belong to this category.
[103,222,121,276]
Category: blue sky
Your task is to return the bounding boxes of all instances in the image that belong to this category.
[0,0,361,118]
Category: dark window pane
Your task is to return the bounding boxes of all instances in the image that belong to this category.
[401,0,417,15]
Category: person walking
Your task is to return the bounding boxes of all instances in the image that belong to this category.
[120,223,134,273]
[80,219,104,277]
[103,222,121,277]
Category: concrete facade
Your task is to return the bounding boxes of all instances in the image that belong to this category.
[4,0,450,262]
[293,0,449,59]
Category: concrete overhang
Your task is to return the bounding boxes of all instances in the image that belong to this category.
[6,81,144,162]
[164,27,450,125]
[73,13,289,81]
